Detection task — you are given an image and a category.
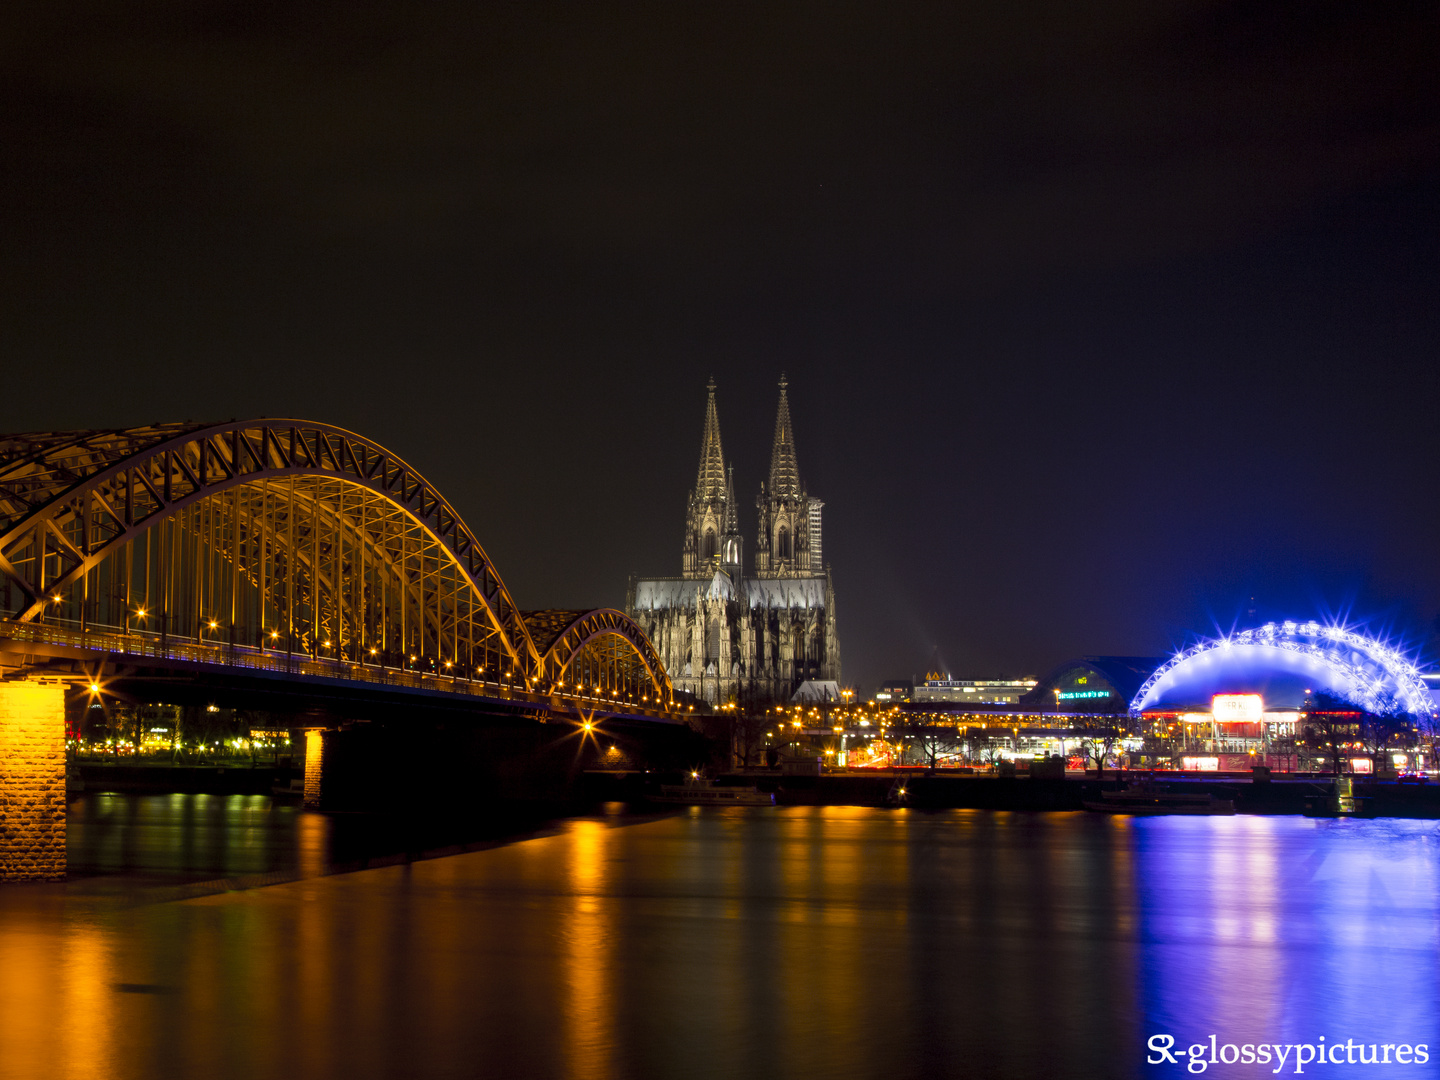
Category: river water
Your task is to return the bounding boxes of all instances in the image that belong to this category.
[2,798,1437,1079]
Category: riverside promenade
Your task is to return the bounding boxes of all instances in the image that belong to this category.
[677,771,1440,816]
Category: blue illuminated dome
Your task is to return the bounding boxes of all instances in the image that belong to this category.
[1132,621,1434,717]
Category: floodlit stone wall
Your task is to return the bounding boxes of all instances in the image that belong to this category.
[303,729,325,809]
[0,678,66,881]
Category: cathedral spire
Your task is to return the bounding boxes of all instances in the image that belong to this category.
[768,374,802,497]
[724,463,739,535]
[695,376,727,500]
[683,378,738,578]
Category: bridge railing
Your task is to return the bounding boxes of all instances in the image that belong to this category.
[0,620,678,721]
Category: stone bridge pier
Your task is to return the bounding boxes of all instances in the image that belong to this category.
[303,729,328,810]
[0,678,66,881]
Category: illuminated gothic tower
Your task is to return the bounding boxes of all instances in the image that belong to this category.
[682,378,743,579]
[754,375,822,576]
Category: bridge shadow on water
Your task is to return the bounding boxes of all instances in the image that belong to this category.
[64,791,649,904]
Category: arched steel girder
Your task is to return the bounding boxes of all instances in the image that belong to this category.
[538,608,674,703]
[0,420,542,676]
[217,478,503,659]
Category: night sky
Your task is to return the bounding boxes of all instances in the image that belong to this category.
[3,1,1437,690]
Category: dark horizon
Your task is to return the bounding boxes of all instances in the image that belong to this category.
[3,1,1437,690]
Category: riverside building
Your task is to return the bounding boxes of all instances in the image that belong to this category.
[912,674,1037,705]
[1130,621,1436,772]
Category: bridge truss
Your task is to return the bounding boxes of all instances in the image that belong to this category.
[522,608,671,708]
[0,421,672,710]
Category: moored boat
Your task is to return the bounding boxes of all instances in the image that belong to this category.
[1083,782,1234,815]
[650,778,775,806]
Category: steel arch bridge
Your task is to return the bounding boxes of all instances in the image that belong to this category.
[0,420,673,712]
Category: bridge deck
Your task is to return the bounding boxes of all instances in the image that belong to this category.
[0,620,682,724]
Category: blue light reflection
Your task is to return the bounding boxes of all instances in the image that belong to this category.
[1137,816,1440,1075]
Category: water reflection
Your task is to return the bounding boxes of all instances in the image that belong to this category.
[1137,816,1440,1075]
[67,792,306,882]
[562,820,615,1080]
[3,808,1438,1077]
[65,792,556,887]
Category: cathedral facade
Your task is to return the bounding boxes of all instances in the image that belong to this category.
[626,377,842,706]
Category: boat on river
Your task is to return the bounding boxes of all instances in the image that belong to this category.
[650,777,775,806]
[1083,780,1234,815]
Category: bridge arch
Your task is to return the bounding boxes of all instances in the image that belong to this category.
[0,420,551,681]
[522,608,673,705]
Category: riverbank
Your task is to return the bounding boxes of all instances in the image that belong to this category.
[586,769,1440,816]
[787,772,1440,815]
[76,764,1440,817]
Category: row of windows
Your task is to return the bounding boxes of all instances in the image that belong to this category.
[702,526,794,559]
[648,621,823,662]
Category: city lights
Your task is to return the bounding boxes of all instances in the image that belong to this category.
[1133,622,1435,717]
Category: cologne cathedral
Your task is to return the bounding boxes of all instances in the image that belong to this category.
[625,377,842,706]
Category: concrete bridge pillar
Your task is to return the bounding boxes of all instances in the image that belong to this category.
[0,678,67,881]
